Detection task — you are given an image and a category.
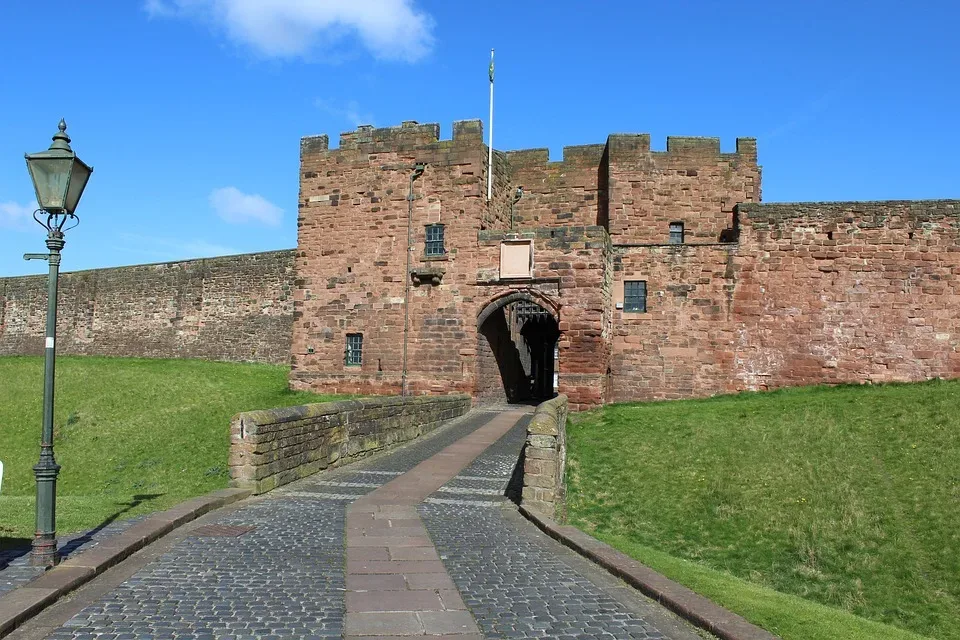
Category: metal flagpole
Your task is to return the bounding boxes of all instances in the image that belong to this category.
[487,48,494,201]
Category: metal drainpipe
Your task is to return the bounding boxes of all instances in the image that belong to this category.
[401,163,426,396]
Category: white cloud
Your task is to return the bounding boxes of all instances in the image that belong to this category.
[0,201,38,230]
[209,187,283,226]
[315,98,375,127]
[144,0,434,62]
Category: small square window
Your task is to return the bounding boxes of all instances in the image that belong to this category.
[425,224,445,257]
[669,222,684,244]
[346,333,363,366]
[624,281,647,313]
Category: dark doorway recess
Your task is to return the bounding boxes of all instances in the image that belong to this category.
[477,296,559,404]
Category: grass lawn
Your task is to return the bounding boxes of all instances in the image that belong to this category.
[566,380,960,640]
[0,356,344,544]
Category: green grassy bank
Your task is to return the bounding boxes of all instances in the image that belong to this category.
[566,380,960,640]
[0,356,341,543]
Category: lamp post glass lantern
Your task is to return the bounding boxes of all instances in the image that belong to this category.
[23,119,92,567]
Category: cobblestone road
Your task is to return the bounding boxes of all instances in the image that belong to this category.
[419,417,701,640]
[25,409,705,640]
[1,517,147,597]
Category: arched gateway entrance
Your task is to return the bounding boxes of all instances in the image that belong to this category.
[476,292,560,404]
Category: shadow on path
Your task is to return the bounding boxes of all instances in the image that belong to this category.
[0,493,164,570]
[505,443,526,505]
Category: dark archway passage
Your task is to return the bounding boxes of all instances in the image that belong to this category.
[476,296,559,404]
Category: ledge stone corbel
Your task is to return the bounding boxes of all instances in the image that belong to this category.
[411,267,445,286]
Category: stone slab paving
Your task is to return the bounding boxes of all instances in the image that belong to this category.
[344,411,526,639]
[18,408,705,640]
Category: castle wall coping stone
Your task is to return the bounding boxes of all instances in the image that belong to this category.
[237,395,466,432]
[738,200,960,225]
[0,249,295,281]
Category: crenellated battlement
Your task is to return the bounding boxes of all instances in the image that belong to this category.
[607,133,651,156]
[502,134,757,170]
[339,121,440,150]
[503,144,606,170]
[606,133,757,161]
[504,148,549,167]
[561,144,606,166]
[302,121,757,168]
[300,120,486,156]
[666,136,720,155]
[299,119,761,240]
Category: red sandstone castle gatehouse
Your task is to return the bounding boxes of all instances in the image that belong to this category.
[289,120,960,409]
[1,121,957,408]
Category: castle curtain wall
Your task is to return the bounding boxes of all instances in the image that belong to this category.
[0,250,295,363]
[731,201,960,389]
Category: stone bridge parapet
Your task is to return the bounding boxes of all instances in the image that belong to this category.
[229,394,471,494]
[521,394,568,520]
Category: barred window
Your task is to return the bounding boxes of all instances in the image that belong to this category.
[425,224,445,257]
[345,333,363,366]
[669,222,684,244]
[624,280,647,313]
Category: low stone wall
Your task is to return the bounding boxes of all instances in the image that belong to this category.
[521,394,568,520]
[229,394,471,494]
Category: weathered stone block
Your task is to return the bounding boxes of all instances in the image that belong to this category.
[525,458,558,479]
[527,435,557,449]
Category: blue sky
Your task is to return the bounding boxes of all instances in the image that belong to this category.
[1,0,957,276]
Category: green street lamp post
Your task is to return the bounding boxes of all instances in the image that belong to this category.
[23,120,93,567]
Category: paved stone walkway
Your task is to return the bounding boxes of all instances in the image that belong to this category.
[344,411,524,638]
[20,409,704,640]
